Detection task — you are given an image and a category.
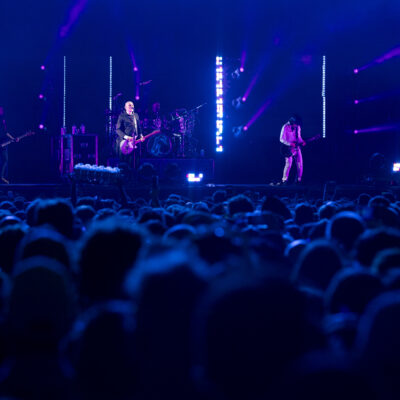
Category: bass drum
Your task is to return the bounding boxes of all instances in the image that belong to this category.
[146,133,172,157]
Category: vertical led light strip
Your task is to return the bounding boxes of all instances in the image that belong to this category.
[322,55,326,138]
[109,56,113,134]
[216,56,224,152]
[63,56,66,128]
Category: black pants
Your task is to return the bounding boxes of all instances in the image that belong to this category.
[0,147,8,179]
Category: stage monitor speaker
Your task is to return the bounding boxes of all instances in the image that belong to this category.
[8,133,59,183]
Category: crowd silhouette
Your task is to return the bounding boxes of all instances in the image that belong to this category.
[0,185,398,399]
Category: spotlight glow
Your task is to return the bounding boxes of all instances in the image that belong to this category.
[216,56,224,152]
[239,67,244,73]
[133,67,138,72]
[39,124,44,130]
[353,68,359,74]
[243,126,248,131]
[186,173,204,182]
[40,65,45,70]
[393,163,400,172]
[38,94,44,99]
[135,95,140,100]
[354,99,359,104]
[353,124,400,135]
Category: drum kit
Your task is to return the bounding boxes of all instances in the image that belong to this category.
[141,104,204,158]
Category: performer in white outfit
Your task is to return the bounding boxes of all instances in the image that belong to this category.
[280,117,306,184]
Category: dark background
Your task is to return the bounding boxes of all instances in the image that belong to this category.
[1,0,399,183]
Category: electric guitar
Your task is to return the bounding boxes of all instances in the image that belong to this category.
[1,131,36,148]
[120,129,161,155]
[280,134,321,157]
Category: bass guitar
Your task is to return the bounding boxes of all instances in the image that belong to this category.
[280,134,321,157]
[1,131,36,148]
[120,129,161,155]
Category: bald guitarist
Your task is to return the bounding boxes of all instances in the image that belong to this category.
[0,106,18,184]
[115,101,144,163]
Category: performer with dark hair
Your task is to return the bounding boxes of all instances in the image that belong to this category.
[115,101,144,164]
[0,106,17,184]
[280,116,305,184]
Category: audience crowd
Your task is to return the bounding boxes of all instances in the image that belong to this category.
[0,184,398,399]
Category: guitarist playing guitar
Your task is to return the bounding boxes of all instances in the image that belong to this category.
[279,116,305,185]
[115,100,144,166]
[0,106,19,184]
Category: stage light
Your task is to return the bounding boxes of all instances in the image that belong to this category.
[354,99,359,104]
[108,56,113,134]
[133,67,138,72]
[232,126,243,137]
[39,124,45,130]
[243,126,248,131]
[354,129,359,134]
[239,67,244,73]
[393,163,400,172]
[232,96,245,109]
[353,68,359,74]
[38,94,45,100]
[63,56,67,129]
[242,97,247,102]
[216,56,224,152]
[244,99,272,130]
[322,55,326,138]
[135,95,140,100]
[186,173,204,183]
[40,65,45,71]
[231,68,241,79]
[353,124,400,135]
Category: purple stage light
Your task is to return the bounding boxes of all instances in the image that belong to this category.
[243,126,248,131]
[38,94,44,99]
[354,99,359,104]
[39,124,44,130]
[59,0,89,38]
[353,68,359,74]
[244,99,272,129]
[354,130,358,134]
[393,163,400,172]
[240,51,246,72]
[133,67,138,72]
[40,65,45,71]
[242,73,260,102]
[357,45,400,72]
[135,95,140,100]
[242,97,247,102]
[353,124,400,135]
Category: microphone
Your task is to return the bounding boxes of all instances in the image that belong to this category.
[139,80,152,86]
